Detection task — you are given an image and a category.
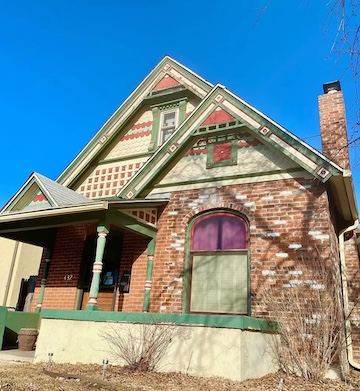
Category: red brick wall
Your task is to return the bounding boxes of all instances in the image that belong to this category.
[32,225,87,310]
[149,176,338,315]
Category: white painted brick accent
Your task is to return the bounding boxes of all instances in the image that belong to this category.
[308,231,321,236]
[188,203,198,207]
[314,234,330,240]
[276,252,288,258]
[198,195,209,199]
[179,197,189,201]
[274,220,287,225]
[262,270,276,275]
[266,232,281,237]
[173,277,183,282]
[288,244,302,249]
[244,201,255,208]
[160,306,167,312]
[311,284,325,290]
[288,270,303,275]
[261,196,274,201]
[250,225,257,230]
[235,195,247,200]
[167,286,174,290]
[289,279,302,285]
[282,284,292,288]
[304,280,316,284]
[168,211,179,215]
[175,239,185,244]
[280,190,292,196]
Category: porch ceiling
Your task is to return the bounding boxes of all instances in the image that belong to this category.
[0,199,168,247]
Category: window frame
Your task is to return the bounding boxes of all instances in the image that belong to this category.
[159,108,179,145]
[184,210,250,315]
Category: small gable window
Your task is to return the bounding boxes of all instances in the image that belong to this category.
[187,212,249,315]
[160,109,178,144]
[148,100,187,152]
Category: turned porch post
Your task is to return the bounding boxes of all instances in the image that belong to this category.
[86,225,109,310]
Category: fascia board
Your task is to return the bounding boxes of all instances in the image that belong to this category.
[223,87,345,174]
[0,201,108,223]
[57,57,214,187]
[0,174,37,213]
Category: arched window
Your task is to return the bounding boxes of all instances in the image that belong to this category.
[188,212,249,314]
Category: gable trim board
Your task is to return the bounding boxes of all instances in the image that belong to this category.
[116,84,345,200]
[57,56,214,188]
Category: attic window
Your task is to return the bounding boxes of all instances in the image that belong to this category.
[160,109,178,144]
[148,99,187,152]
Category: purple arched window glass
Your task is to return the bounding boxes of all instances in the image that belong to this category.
[191,213,247,251]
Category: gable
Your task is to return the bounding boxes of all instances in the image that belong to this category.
[1,172,92,215]
[117,85,343,199]
[57,56,213,189]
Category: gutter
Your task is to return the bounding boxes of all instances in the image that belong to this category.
[339,218,360,369]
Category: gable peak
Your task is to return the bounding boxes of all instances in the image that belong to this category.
[201,107,235,126]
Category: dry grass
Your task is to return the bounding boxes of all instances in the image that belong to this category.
[1,363,360,390]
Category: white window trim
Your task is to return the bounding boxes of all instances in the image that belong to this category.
[158,108,179,145]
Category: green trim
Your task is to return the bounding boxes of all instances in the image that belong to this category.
[40,309,277,332]
[0,306,40,348]
[148,106,160,152]
[97,152,152,166]
[109,210,157,239]
[148,98,188,152]
[206,139,238,168]
[152,167,308,190]
[183,210,251,315]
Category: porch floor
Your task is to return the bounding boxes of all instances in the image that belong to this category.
[0,349,34,364]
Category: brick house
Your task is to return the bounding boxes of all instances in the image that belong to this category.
[0,57,359,380]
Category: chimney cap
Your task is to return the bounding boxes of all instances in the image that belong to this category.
[323,80,341,94]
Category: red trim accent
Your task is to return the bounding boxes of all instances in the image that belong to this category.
[33,193,47,202]
[131,121,152,131]
[121,129,151,141]
[213,142,232,162]
[201,109,235,126]
[185,148,207,156]
[152,76,180,91]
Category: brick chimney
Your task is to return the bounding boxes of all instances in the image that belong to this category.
[318,81,350,169]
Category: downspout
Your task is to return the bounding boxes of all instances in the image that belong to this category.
[3,241,20,306]
[339,218,360,369]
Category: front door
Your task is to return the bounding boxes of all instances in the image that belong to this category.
[80,231,123,311]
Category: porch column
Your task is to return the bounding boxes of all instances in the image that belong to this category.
[143,238,155,312]
[86,226,109,311]
[35,248,52,313]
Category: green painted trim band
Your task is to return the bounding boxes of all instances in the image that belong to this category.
[153,168,307,189]
[40,310,278,332]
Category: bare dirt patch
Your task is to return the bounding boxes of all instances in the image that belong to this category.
[0,363,360,390]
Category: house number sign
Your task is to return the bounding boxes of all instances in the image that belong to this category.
[63,274,74,281]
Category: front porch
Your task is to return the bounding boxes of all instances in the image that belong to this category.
[34,309,278,381]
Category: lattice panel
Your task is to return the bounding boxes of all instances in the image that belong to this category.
[78,160,146,199]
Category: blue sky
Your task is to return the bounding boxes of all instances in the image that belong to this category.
[0,1,358,207]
